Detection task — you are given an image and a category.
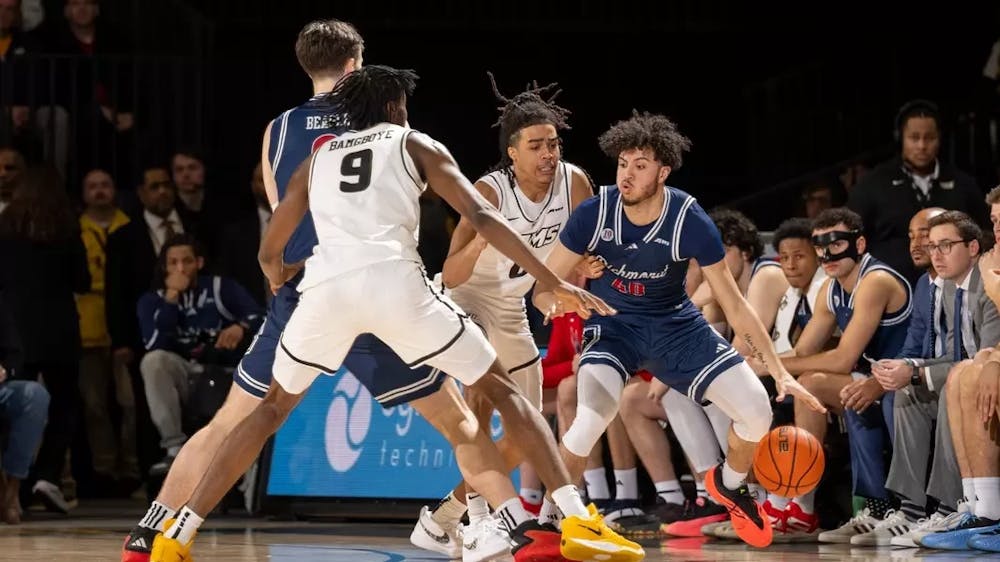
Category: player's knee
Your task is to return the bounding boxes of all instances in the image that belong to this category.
[562,405,614,457]
[731,386,773,443]
[619,381,645,421]
[796,371,823,393]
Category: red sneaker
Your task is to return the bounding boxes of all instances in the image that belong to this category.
[122,526,158,562]
[511,519,567,562]
[661,497,728,537]
[763,500,788,532]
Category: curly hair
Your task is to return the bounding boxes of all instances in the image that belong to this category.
[709,208,763,261]
[0,166,77,243]
[598,111,692,169]
[487,72,572,170]
[324,65,418,130]
[812,207,864,233]
[772,217,814,251]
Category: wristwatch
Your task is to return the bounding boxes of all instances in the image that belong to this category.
[903,358,922,387]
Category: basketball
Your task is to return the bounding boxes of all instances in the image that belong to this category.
[753,425,825,497]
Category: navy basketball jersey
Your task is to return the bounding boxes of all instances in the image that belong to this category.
[267,95,349,263]
[751,257,779,279]
[827,253,912,368]
[560,185,725,317]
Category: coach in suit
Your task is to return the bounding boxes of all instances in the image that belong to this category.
[879,211,999,517]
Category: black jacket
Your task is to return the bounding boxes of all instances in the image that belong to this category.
[848,157,987,285]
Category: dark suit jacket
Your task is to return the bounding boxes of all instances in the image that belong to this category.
[0,236,90,365]
[105,208,198,351]
[0,289,22,376]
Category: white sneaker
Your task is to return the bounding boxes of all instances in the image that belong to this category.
[410,505,462,558]
[850,510,913,546]
[460,516,512,562]
[897,510,968,546]
[818,508,880,543]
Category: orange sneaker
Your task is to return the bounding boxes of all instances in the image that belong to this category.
[704,464,772,548]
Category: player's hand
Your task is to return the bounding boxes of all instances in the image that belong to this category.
[775,372,827,413]
[269,261,305,294]
[575,254,605,280]
[978,367,1000,424]
[871,359,913,391]
[840,377,884,414]
[550,281,617,320]
[647,378,670,402]
[164,271,190,293]
[215,324,245,350]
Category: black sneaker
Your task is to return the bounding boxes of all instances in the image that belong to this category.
[661,497,728,537]
[121,525,158,561]
[647,497,687,525]
[600,499,644,523]
[613,512,663,538]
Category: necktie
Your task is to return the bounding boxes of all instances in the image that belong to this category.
[954,287,967,361]
[925,283,937,358]
[162,218,177,241]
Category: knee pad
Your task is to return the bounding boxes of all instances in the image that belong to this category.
[561,364,623,457]
[704,362,773,443]
[731,391,773,443]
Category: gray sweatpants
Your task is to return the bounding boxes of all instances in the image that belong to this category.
[140,350,201,450]
[886,383,962,509]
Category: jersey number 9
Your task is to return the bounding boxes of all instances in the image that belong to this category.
[339,149,373,193]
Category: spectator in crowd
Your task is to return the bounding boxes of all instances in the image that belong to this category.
[105,164,197,474]
[801,182,835,219]
[873,210,990,544]
[171,148,233,257]
[0,166,88,514]
[18,0,39,31]
[76,168,138,489]
[213,163,269,305]
[848,99,987,285]
[0,282,50,524]
[137,233,262,474]
[0,146,24,213]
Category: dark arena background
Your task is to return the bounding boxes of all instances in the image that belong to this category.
[0,0,998,560]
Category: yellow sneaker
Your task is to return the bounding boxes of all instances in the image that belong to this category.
[560,503,646,562]
[150,519,196,562]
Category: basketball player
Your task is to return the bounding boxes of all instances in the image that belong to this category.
[533,111,826,548]
[411,75,597,554]
[150,66,644,562]
[748,207,912,543]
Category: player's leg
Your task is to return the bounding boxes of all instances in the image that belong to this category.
[151,279,356,561]
[696,361,774,547]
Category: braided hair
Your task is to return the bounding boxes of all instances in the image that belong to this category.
[324,65,419,130]
[487,72,572,175]
[598,111,692,169]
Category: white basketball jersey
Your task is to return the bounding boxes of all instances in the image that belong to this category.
[300,123,424,291]
[459,161,579,300]
[772,267,827,352]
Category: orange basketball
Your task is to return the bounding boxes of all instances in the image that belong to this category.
[752,425,825,497]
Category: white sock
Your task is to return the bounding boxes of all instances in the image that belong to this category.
[973,477,1000,519]
[583,468,610,500]
[793,490,816,514]
[695,479,709,498]
[520,488,543,504]
[654,480,684,504]
[552,485,589,518]
[721,461,748,490]
[748,483,767,503]
[165,507,204,546]
[431,492,467,526]
[768,494,791,511]
[539,498,562,525]
[496,497,531,532]
[962,478,977,513]
[138,501,176,532]
[613,469,638,501]
[466,492,490,523]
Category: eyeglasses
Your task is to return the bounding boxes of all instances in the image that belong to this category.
[923,239,972,255]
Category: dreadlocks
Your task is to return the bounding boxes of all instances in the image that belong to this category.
[487,72,572,170]
[598,111,692,170]
[324,65,419,130]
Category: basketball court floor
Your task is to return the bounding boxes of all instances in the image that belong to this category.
[1,508,997,562]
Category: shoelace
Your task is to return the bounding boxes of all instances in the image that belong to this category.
[873,510,907,529]
[846,508,873,526]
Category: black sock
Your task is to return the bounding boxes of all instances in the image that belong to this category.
[899,500,924,523]
[864,497,892,519]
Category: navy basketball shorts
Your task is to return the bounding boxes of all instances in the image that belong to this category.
[578,313,744,404]
[235,278,446,407]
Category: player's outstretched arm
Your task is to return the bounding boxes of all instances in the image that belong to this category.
[701,260,827,413]
[406,132,613,318]
[440,183,499,288]
[259,153,312,291]
[532,241,587,322]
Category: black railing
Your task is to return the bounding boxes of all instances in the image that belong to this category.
[1,54,209,189]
